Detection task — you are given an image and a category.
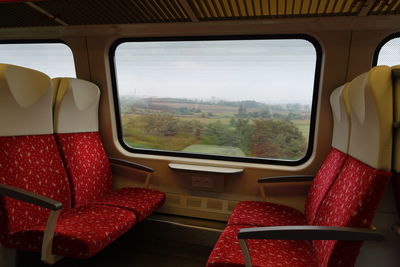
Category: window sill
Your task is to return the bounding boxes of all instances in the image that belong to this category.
[168,163,243,174]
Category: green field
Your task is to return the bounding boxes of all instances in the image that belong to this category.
[293,120,310,139]
[182,144,246,156]
[120,98,310,159]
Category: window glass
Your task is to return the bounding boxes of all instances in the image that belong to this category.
[112,37,319,163]
[0,42,76,77]
[376,34,400,66]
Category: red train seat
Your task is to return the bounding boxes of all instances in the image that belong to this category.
[207,65,393,267]
[228,83,351,228]
[53,78,165,222]
[0,64,138,263]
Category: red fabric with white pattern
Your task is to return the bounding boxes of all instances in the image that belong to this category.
[312,156,391,267]
[0,135,71,246]
[55,132,112,207]
[91,187,166,222]
[304,148,347,225]
[227,201,306,227]
[9,205,136,259]
[206,225,318,267]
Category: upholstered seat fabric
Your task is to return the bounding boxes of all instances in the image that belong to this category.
[312,156,391,267]
[304,148,347,225]
[53,78,166,222]
[91,187,166,222]
[206,225,318,267]
[0,135,72,246]
[55,132,113,207]
[9,205,136,259]
[55,131,166,221]
[228,148,347,229]
[227,201,306,227]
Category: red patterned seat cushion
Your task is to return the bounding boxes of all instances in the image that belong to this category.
[206,225,318,267]
[9,205,136,259]
[55,132,112,207]
[304,148,347,225]
[228,201,306,227]
[91,187,166,221]
[312,156,391,267]
[0,135,71,246]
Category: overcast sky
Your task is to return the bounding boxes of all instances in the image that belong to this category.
[115,39,317,104]
[1,38,398,106]
[0,43,76,78]
[377,37,400,67]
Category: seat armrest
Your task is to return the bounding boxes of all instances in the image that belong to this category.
[258,175,314,183]
[0,184,62,210]
[0,184,62,264]
[238,225,384,241]
[109,157,154,173]
[237,225,383,267]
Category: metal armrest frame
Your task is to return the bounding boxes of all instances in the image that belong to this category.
[257,175,314,201]
[237,225,384,267]
[109,157,154,188]
[0,184,62,264]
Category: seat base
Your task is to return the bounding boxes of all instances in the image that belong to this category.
[228,201,307,227]
[206,225,318,267]
[91,187,166,221]
[9,205,136,259]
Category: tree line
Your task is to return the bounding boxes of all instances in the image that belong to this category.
[123,112,307,160]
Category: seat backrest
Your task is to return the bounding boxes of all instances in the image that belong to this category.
[0,64,71,245]
[53,78,112,207]
[312,66,393,267]
[304,83,350,224]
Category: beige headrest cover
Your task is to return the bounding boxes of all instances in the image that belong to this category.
[54,78,100,133]
[392,65,400,172]
[0,64,53,136]
[52,77,62,107]
[330,83,350,153]
[347,66,393,171]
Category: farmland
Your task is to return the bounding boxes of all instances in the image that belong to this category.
[120,96,311,160]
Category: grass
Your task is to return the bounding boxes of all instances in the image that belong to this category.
[121,113,311,154]
[182,144,245,156]
[292,120,310,139]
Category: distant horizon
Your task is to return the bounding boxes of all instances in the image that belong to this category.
[118,93,312,106]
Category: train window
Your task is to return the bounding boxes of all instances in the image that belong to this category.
[110,36,321,165]
[374,33,400,66]
[0,41,76,77]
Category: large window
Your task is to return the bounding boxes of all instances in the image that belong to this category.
[111,36,321,164]
[374,33,400,66]
[0,41,76,78]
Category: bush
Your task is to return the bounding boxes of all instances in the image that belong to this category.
[141,113,179,136]
[251,119,306,160]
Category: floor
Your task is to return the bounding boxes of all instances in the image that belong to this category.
[16,215,222,267]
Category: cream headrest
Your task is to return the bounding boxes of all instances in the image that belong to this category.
[330,83,350,153]
[392,65,400,172]
[54,78,100,133]
[52,77,62,107]
[347,66,393,171]
[0,64,53,136]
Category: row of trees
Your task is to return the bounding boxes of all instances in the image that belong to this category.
[124,113,307,160]
[119,96,311,120]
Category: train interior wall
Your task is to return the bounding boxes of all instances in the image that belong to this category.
[0,20,399,266]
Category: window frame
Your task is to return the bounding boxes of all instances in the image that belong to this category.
[0,39,76,77]
[372,32,400,67]
[109,34,322,166]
